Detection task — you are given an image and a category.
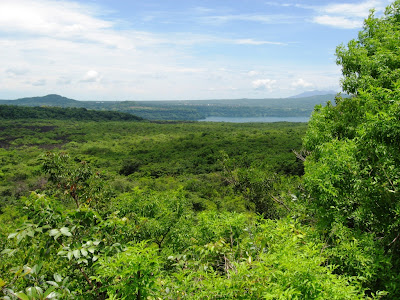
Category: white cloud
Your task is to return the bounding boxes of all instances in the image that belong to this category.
[31,79,46,86]
[200,13,297,25]
[292,78,313,88]
[6,67,29,76]
[313,15,363,29]
[252,79,277,90]
[57,76,72,85]
[81,70,101,83]
[321,1,384,18]
[248,71,260,77]
[312,0,388,29]
[0,0,342,100]
[0,1,109,37]
[234,39,286,46]
[0,0,147,50]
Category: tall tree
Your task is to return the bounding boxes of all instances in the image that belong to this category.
[303,0,400,296]
[336,1,400,95]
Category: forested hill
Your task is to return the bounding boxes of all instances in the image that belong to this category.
[0,94,80,107]
[0,105,143,121]
[0,93,341,121]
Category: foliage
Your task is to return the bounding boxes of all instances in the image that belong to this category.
[336,1,400,95]
[304,87,400,295]
[41,152,112,210]
[303,1,400,296]
[1,192,133,299]
[1,264,72,300]
[3,1,400,298]
[94,242,160,300]
[1,112,369,299]
[160,218,368,299]
[5,84,390,298]
[1,194,369,299]
[114,188,189,251]
[0,105,142,121]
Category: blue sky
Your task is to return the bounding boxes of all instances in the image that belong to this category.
[0,0,392,100]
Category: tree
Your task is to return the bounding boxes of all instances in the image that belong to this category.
[303,0,400,296]
[41,152,112,210]
[336,1,400,95]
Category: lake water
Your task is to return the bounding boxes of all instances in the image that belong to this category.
[199,116,309,123]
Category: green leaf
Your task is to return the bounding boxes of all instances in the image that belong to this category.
[78,259,88,264]
[43,286,56,298]
[1,248,12,255]
[46,292,58,299]
[0,278,6,288]
[8,232,18,239]
[14,292,29,300]
[46,281,59,287]
[26,229,34,238]
[37,286,44,295]
[49,229,59,237]
[73,249,81,259]
[60,227,72,236]
[53,273,62,282]
[31,263,42,275]
[81,248,88,257]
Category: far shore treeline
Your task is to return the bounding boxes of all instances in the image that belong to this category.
[0,93,339,121]
[0,105,143,121]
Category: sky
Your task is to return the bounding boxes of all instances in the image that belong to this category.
[0,0,393,100]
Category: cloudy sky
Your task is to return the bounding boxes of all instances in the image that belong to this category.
[0,0,392,100]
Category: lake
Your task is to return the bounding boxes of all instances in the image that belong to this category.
[199,116,309,123]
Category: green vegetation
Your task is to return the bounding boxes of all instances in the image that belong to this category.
[0,119,311,299]
[303,1,400,296]
[0,106,142,121]
[2,0,400,298]
[0,94,336,121]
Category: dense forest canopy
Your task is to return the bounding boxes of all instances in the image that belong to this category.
[0,106,143,121]
[1,0,400,299]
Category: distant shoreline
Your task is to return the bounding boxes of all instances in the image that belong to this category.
[199,116,309,123]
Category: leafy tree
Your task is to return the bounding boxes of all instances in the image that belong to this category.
[303,0,400,296]
[0,191,135,299]
[114,188,189,252]
[41,152,112,210]
[161,218,369,299]
[94,242,160,300]
[336,1,400,95]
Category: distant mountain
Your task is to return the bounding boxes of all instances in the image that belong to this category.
[0,94,83,107]
[289,90,338,98]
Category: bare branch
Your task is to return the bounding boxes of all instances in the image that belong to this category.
[271,195,291,211]
[292,149,310,162]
